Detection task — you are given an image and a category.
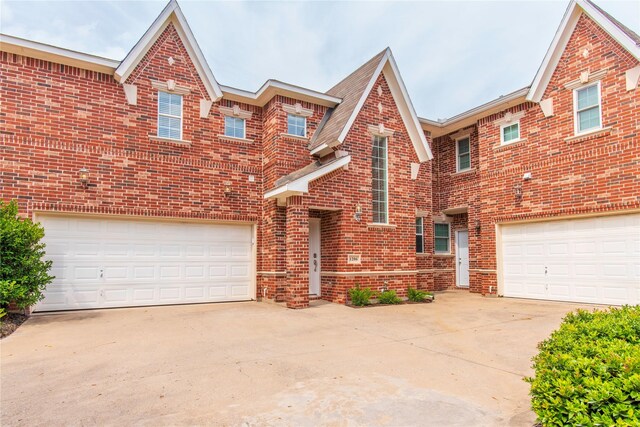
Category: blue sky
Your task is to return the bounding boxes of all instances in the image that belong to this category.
[1,1,638,119]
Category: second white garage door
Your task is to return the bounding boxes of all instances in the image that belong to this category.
[500,213,640,305]
[36,215,255,311]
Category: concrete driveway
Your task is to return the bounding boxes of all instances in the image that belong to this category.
[1,292,598,426]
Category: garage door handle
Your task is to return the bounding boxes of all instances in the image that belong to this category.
[100,269,104,278]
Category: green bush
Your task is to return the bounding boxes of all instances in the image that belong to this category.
[348,285,375,306]
[407,287,433,302]
[378,290,402,304]
[526,306,640,426]
[0,200,54,310]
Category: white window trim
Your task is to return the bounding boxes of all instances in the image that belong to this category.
[416,217,424,254]
[224,116,246,139]
[500,121,521,145]
[287,113,307,138]
[371,135,389,225]
[157,91,183,141]
[434,222,451,254]
[455,136,471,172]
[573,81,603,136]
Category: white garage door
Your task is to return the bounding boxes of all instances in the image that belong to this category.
[36,215,255,311]
[500,213,640,305]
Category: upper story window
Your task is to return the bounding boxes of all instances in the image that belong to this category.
[224,116,246,139]
[434,223,450,254]
[372,135,388,224]
[456,137,471,172]
[287,114,306,137]
[158,91,183,140]
[501,122,520,144]
[574,82,601,134]
[416,217,424,253]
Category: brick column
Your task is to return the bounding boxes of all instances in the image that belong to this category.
[285,196,309,309]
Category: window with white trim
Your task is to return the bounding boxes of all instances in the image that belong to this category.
[434,223,450,254]
[158,91,182,140]
[456,137,471,172]
[416,217,424,253]
[224,116,245,139]
[574,82,601,134]
[287,114,306,137]
[501,122,520,144]
[372,135,388,224]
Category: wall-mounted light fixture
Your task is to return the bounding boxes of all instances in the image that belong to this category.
[78,168,89,188]
[224,181,232,196]
[514,184,523,200]
[474,219,481,233]
[354,204,362,222]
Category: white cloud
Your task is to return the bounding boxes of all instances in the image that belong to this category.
[2,0,638,118]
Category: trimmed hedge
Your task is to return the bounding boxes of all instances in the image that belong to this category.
[526,306,640,426]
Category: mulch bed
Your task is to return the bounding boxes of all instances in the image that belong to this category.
[347,298,434,308]
[1,313,28,339]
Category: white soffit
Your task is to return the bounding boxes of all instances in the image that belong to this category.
[527,0,640,103]
[114,0,223,101]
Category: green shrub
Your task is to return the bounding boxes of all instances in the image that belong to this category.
[0,200,54,310]
[407,287,433,302]
[526,306,640,426]
[348,285,375,306]
[378,290,402,304]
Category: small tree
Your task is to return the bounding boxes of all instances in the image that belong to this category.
[0,200,54,311]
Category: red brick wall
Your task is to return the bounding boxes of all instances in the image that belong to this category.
[1,23,263,223]
[432,13,640,294]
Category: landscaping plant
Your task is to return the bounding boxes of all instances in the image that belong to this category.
[526,306,640,426]
[407,287,433,302]
[0,200,54,311]
[348,285,375,306]
[378,290,402,304]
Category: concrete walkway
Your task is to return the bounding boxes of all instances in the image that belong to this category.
[1,292,598,426]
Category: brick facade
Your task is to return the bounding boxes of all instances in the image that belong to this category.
[430,13,640,294]
[1,6,638,307]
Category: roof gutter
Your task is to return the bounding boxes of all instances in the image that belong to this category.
[222,80,342,108]
[419,86,530,138]
[0,33,120,74]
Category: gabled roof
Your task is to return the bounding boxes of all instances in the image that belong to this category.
[114,0,223,101]
[527,0,640,102]
[310,48,433,162]
[221,80,341,108]
[264,154,352,201]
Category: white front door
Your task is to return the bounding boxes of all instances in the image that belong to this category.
[309,218,321,295]
[456,230,470,288]
[500,213,640,305]
[36,215,255,311]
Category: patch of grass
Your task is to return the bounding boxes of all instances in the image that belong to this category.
[348,285,375,306]
[407,287,432,302]
[378,290,402,304]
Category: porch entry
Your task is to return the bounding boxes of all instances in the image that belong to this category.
[456,230,470,288]
[309,218,321,295]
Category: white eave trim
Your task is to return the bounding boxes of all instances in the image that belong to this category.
[264,155,351,199]
[419,87,529,138]
[221,80,341,108]
[0,33,120,73]
[114,0,223,101]
[527,0,640,103]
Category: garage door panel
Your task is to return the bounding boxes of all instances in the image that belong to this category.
[36,216,254,311]
[501,213,639,305]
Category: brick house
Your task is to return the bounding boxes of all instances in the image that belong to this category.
[1,0,638,311]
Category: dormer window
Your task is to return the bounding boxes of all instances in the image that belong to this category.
[158,91,182,140]
[574,82,602,134]
[287,114,306,137]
